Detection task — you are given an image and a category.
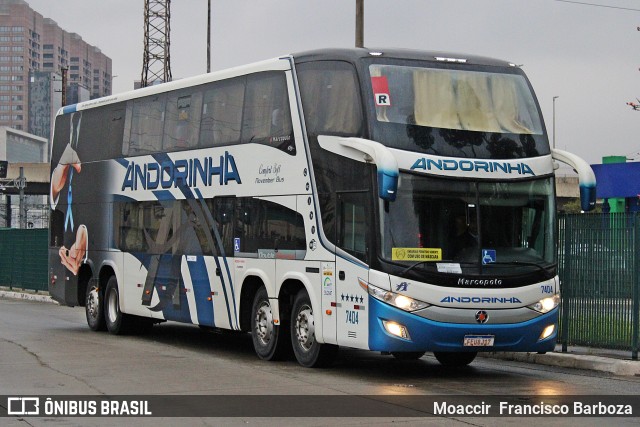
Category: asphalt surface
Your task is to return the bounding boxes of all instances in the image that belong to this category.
[2,287,639,377]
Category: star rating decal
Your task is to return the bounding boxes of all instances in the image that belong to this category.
[341,293,364,304]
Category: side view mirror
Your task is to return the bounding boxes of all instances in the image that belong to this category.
[552,148,596,211]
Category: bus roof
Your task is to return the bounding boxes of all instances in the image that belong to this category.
[291,47,516,68]
[56,47,517,116]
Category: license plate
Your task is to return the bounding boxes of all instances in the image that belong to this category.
[463,335,495,347]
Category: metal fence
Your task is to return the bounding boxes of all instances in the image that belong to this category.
[0,196,49,229]
[558,212,640,359]
[0,227,48,291]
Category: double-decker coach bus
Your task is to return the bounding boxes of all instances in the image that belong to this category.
[49,48,595,367]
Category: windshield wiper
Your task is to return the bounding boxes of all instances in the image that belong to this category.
[399,260,550,276]
[482,260,551,274]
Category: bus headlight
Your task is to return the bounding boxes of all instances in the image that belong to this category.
[360,279,429,312]
[528,294,560,314]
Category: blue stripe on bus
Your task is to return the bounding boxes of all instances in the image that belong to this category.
[152,190,175,201]
[220,255,238,329]
[194,197,238,330]
[212,255,235,329]
[115,158,129,168]
[189,256,215,327]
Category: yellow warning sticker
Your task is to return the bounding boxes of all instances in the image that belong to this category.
[392,247,442,262]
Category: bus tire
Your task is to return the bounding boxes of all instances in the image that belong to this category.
[104,276,135,335]
[291,290,338,368]
[433,351,477,367]
[85,281,106,331]
[251,287,289,361]
[391,351,425,360]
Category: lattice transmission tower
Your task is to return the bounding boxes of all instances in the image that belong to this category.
[141,0,172,87]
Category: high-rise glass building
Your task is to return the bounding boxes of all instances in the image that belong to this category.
[0,0,112,137]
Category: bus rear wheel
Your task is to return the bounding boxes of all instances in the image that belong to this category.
[85,281,106,331]
[433,351,477,367]
[291,290,338,368]
[104,276,136,335]
[250,287,290,361]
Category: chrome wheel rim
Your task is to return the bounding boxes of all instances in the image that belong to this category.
[295,304,315,352]
[87,287,99,320]
[255,301,273,346]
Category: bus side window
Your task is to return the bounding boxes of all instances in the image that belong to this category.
[128,94,166,156]
[297,61,363,137]
[163,90,203,151]
[116,202,147,252]
[199,78,245,148]
[232,197,306,258]
[242,72,295,154]
[213,197,235,255]
[105,105,126,159]
[337,192,369,263]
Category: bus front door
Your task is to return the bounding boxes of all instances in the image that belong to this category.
[335,191,370,349]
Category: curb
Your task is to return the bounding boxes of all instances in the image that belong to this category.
[481,351,640,377]
[0,289,57,305]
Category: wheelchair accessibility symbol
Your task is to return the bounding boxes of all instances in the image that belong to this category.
[482,249,496,265]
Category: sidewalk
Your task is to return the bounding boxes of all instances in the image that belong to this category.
[480,346,640,377]
[2,286,639,376]
[0,286,56,304]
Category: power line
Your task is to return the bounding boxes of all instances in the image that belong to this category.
[556,0,640,12]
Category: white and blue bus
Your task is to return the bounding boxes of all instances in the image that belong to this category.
[49,48,595,367]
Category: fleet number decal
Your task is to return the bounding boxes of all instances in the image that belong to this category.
[346,310,359,325]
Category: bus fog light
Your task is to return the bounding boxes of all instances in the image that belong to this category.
[382,320,411,340]
[528,294,560,314]
[539,324,555,340]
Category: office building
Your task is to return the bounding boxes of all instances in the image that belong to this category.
[0,0,112,136]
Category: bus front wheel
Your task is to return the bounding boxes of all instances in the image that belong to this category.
[291,290,338,368]
[433,351,477,367]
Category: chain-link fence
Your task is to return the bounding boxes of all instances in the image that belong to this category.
[558,212,640,359]
[0,227,48,291]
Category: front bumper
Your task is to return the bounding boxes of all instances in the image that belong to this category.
[368,295,558,353]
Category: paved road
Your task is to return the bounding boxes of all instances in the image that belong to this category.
[1,298,640,426]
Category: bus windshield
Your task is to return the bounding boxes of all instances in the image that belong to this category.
[368,62,547,160]
[380,174,555,274]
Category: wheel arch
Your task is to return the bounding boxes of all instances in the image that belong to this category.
[278,271,324,344]
[239,275,264,332]
[98,263,117,302]
[76,262,93,307]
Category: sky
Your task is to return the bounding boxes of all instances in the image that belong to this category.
[24,0,640,167]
